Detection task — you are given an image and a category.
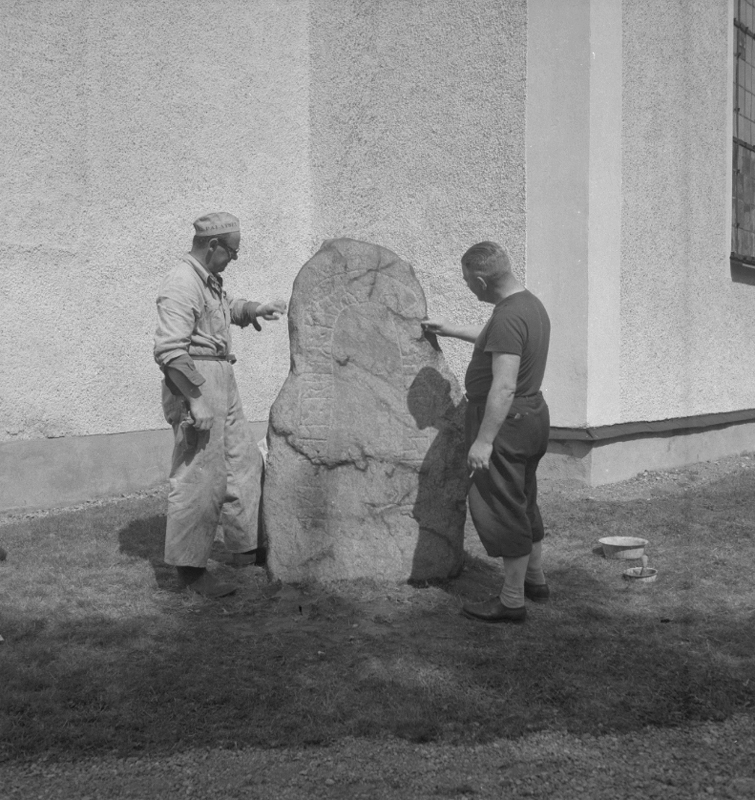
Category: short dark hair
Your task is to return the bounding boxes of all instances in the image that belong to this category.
[461,242,511,283]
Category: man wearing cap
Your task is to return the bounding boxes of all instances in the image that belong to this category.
[154,212,287,598]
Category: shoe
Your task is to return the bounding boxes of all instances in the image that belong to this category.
[231,548,266,567]
[462,597,526,623]
[176,567,236,599]
[524,581,550,603]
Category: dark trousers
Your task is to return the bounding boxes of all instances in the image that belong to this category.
[466,393,550,558]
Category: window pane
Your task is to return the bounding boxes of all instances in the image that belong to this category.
[732,7,755,258]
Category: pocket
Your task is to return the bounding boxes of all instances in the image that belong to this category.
[203,298,226,337]
[497,408,533,451]
[506,399,531,421]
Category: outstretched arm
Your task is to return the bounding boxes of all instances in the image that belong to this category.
[421,317,483,343]
[256,299,288,320]
[232,298,288,329]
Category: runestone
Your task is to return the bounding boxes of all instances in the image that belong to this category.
[263,239,468,582]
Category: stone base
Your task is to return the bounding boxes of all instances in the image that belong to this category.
[264,455,466,584]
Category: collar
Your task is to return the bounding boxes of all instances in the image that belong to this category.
[181,253,223,291]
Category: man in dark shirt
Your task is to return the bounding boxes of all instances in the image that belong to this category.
[422,241,551,623]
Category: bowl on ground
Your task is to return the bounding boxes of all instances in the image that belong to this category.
[598,536,648,560]
[622,566,658,584]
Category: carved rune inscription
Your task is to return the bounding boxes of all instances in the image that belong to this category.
[294,267,427,467]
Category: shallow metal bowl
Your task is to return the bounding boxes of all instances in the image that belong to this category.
[599,536,648,560]
[622,566,658,584]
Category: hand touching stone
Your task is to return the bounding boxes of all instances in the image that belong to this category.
[421,317,453,337]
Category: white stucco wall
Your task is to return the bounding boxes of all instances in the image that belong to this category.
[308,0,528,381]
[525,0,623,429]
[0,0,311,443]
[621,0,755,420]
[6,0,748,453]
[2,0,528,444]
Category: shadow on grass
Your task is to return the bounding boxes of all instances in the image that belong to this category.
[2,468,755,763]
[2,571,753,763]
[117,514,175,591]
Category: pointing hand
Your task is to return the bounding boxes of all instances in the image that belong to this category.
[258,299,288,321]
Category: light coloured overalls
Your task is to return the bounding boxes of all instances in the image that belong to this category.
[155,255,263,567]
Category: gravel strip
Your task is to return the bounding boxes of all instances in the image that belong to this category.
[3,714,754,799]
[0,486,170,528]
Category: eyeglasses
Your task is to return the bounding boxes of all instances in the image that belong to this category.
[219,241,239,260]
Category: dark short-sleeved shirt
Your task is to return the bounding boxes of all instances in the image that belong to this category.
[464,289,550,402]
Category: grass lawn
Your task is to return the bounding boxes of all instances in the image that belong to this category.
[1,456,754,764]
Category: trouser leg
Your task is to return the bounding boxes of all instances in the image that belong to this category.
[525,398,550,544]
[524,463,545,543]
[465,397,551,552]
[219,369,263,554]
[468,457,531,557]
[467,413,533,558]
[523,402,549,585]
[162,365,227,567]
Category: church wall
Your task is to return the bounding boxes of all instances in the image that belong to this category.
[0,0,312,445]
[620,0,753,421]
[308,0,528,382]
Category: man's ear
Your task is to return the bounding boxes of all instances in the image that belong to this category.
[475,276,488,294]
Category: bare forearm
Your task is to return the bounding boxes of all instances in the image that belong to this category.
[476,386,515,444]
[446,324,484,342]
[422,317,483,342]
[467,352,521,473]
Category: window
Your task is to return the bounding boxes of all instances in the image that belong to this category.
[733,0,755,266]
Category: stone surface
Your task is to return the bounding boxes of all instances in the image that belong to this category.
[263,238,468,583]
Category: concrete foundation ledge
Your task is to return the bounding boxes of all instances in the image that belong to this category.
[0,422,269,514]
[541,413,755,486]
[3,413,755,511]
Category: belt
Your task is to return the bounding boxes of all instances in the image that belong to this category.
[465,391,542,404]
[191,353,237,363]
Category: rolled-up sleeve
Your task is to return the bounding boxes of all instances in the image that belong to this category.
[154,269,202,368]
[228,291,261,330]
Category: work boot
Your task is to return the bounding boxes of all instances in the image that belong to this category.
[176,567,236,599]
[462,597,526,624]
[231,547,266,567]
[524,581,550,603]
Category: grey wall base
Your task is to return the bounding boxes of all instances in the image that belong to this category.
[541,421,755,485]
[0,422,269,514]
[2,420,755,513]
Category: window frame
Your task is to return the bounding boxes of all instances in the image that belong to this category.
[732,0,755,267]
